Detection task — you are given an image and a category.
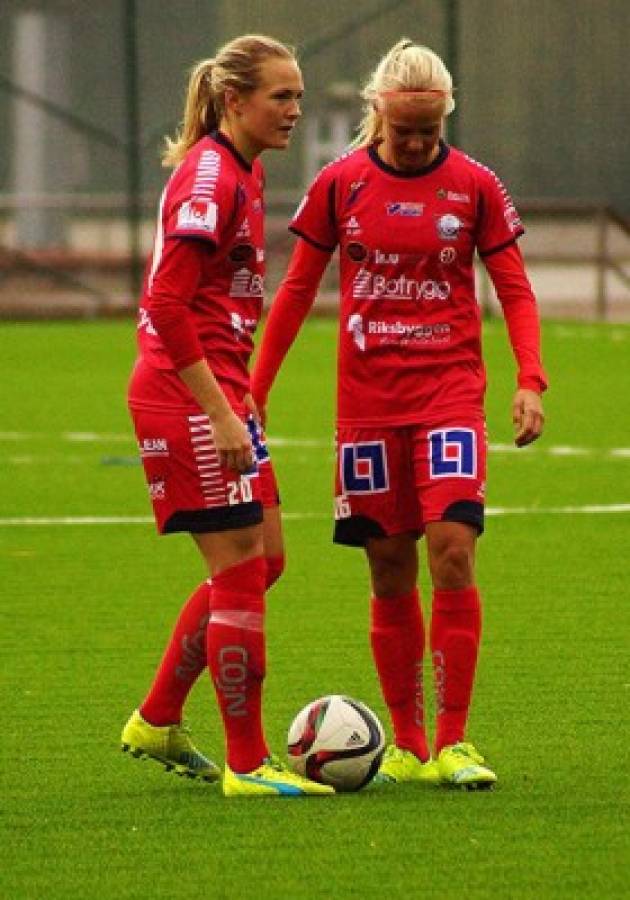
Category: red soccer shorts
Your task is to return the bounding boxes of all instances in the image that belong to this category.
[130,408,279,534]
[333,418,487,546]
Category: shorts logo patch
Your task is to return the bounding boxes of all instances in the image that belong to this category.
[247,417,270,464]
[428,428,476,478]
[340,441,388,494]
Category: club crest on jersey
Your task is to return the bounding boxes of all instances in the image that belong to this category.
[340,441,388,494]
[228,243,255,264]
[436,213,463,240]
[428,428,477,478]
[386,202,424,217]
[439,247,457,264]
[346,241,368,262]
[177,198,217,234]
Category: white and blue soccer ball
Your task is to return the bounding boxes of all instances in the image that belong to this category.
[287,694,386,792]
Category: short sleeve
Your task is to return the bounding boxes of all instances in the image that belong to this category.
[476,169,525,258]
[164,149,236,246]
[289,165,338,252]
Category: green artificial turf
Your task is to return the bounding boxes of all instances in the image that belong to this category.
[1,319,628,898]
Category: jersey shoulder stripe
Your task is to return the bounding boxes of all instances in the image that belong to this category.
[191,148,222,198]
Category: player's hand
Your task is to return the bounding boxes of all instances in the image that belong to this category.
[212,408,254,472]
[512,389,545,447]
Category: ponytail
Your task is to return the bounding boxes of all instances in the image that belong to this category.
[162,35,296,168]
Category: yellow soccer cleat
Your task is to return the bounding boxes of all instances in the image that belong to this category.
[373,745,441,785]
[437,742,497,790]
[121,709,221,782]
[223,755,335,798]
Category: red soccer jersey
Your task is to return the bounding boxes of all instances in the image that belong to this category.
[131,131,265,412]
[291,142,525,427]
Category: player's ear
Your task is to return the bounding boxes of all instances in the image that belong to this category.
[224,87,244,116]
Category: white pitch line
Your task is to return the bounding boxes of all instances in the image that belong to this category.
[1,504,630,527]
[1,432,630,460]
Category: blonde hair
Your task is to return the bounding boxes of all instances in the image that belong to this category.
[353,38,455,148]
[162,34,296,168]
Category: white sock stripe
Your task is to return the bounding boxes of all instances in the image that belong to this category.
[209,610,264,631]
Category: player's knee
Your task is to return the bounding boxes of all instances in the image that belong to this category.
[367,553,416,597]
[430,544,474,590]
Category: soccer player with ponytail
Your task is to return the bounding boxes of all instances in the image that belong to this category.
[121,35,332,797]
[252,39,547,789]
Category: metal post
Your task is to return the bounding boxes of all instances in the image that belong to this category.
[122,0,142,300]
[12,10,71,248]
[596,208,608,321]
[444,0,460,149]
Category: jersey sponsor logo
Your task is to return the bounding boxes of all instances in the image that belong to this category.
[229,267,264,298]
[428,428,477,478]
[352,268,451,301]
[368,320,451,343]
[386,201,425,217]
[148,477,166,500]
[374,249,400,265]
[231,311,258,339]
[140,438,169,457]
[340,441,389,494]
[347,241,368,262]
[346,215,362,235]
[437,188,470,203]
[192,149,220,197]
[439,247,457,264]
[436,213,463,240]
[176,198,218,234]
[347,313,366,350]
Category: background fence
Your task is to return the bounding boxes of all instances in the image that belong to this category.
[1,0,629,319]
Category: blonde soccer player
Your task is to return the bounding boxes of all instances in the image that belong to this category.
[252,39,546,789]
[121,35,333,798]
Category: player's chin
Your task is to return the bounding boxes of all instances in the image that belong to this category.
[274,128,295,147]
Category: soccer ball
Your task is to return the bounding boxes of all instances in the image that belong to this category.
[287,695,386,792]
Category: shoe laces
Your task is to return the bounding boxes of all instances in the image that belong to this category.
[450,742,483,764]
[175,720,192,737]
[262,754,287,773]
[383,745,405,763]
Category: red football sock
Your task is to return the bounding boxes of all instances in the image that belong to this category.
[206,556,269,772]
[138,556,284,728]
[431,586,482,753]
[140,581,211,726]
[370,589,430,762]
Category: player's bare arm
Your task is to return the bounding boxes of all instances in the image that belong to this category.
[178,358,254,471]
